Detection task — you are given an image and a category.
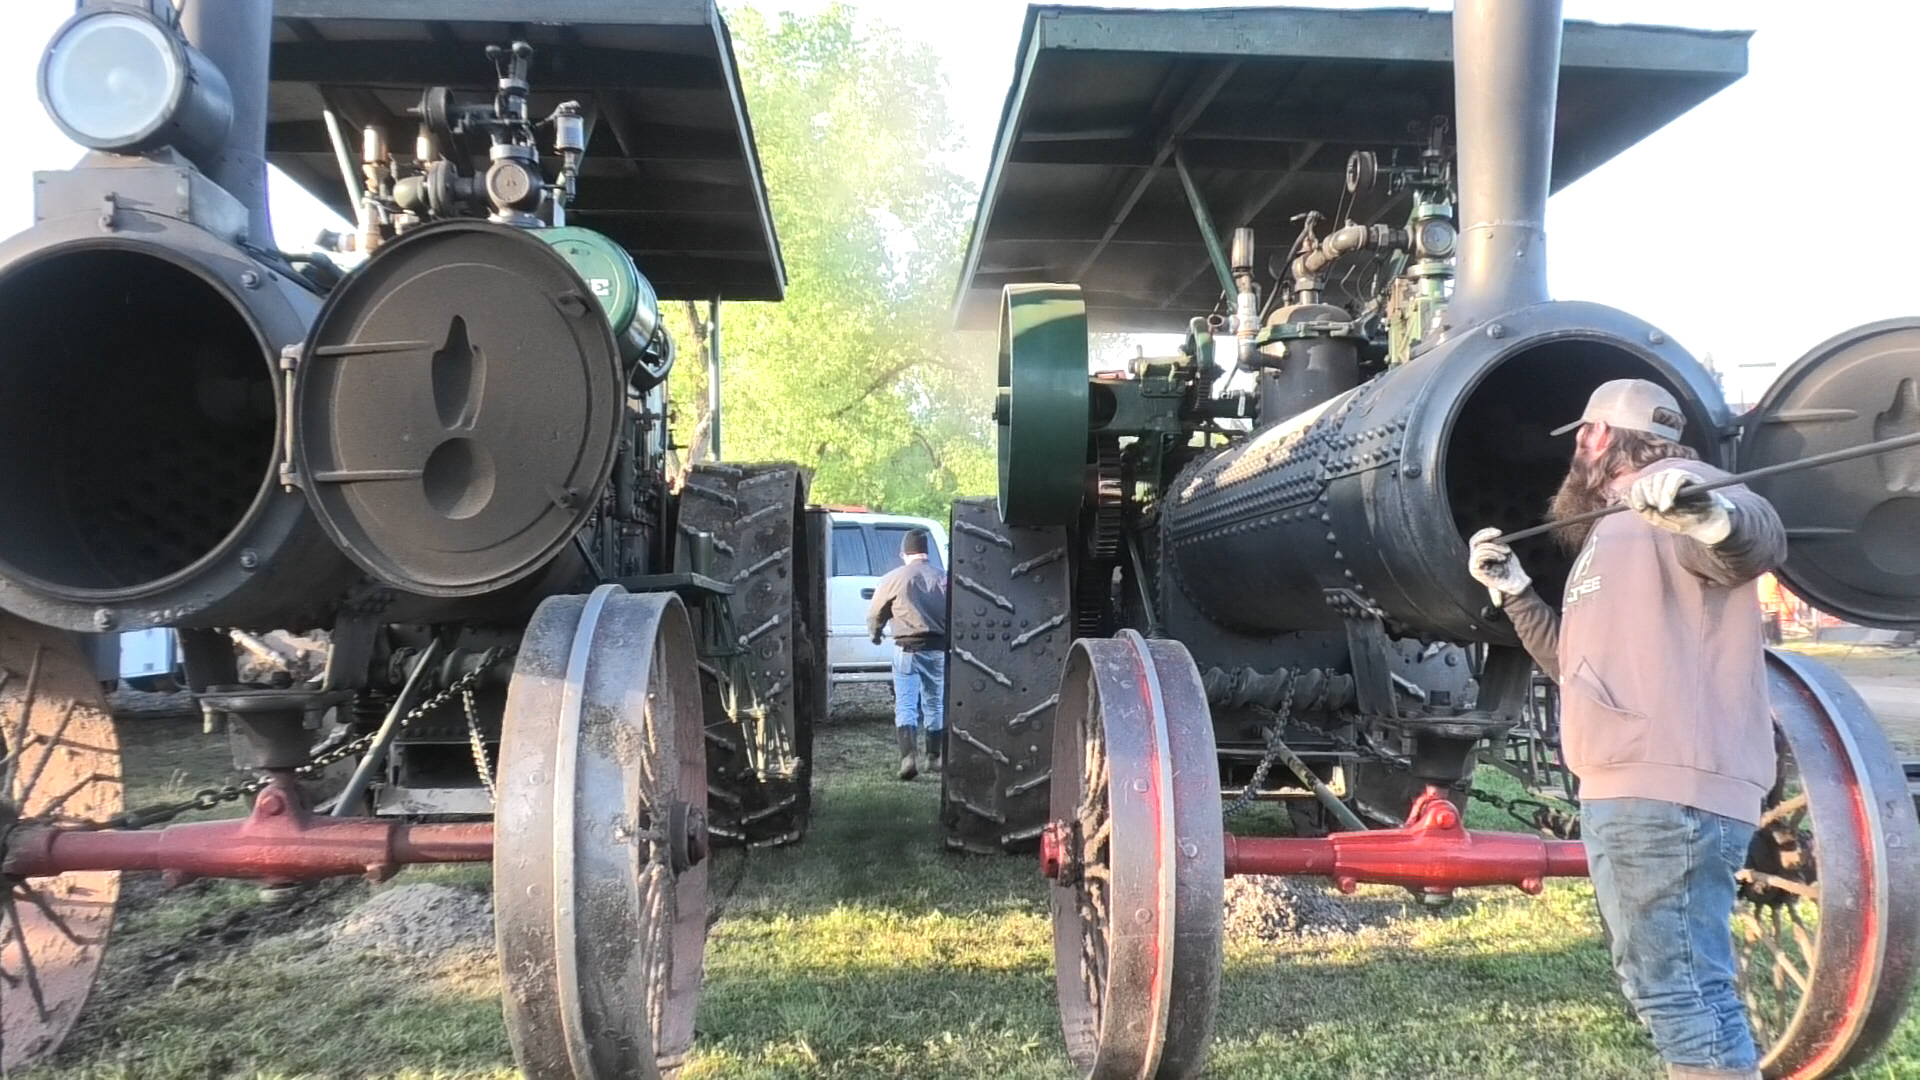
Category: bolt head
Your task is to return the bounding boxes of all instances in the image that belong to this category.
[240,270,261,289]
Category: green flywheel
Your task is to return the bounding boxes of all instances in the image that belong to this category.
[996,283,1090,527]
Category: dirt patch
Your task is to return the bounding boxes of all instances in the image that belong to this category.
[1222,876,1400,940]
[324,883,494,958]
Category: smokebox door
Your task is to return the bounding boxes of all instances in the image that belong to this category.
[291,220,622,598]
[1739,317,1920,630]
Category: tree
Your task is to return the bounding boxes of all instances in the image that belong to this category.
[666,4,996,517]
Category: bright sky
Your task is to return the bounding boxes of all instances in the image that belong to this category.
[7,1,1911,407]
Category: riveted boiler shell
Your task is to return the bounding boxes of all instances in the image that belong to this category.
[1163,300,1730,644]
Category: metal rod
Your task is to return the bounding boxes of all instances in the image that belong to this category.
[708,293,723,460]
[1172,144,1236,300]
[332,637,445,817]
[1266,733,1368,832]
[320,108,363,219]
[1491,429,1920,546]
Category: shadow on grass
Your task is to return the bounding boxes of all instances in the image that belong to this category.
[723,720,1047,920]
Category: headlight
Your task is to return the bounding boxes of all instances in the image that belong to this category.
[38,6,231,155]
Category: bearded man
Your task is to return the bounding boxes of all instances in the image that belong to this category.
[1467,378,1787,1080]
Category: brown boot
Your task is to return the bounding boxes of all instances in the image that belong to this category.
[896,726,919,781]
[1666,1066,1760,1080]
[926,727,946,773]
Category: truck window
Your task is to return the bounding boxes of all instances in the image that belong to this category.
[870,525,943,574]
[831,524,870,577]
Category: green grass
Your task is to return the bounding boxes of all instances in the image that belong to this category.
[22,706,1920,1079]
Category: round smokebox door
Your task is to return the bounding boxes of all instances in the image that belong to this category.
[293,220,622,597]
[1740,317,1920,630]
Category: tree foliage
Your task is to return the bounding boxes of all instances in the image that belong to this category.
[667,4,996,518]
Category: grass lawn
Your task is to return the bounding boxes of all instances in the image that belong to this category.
[20,691,1920,1079]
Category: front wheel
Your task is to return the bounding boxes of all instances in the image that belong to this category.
[1734,649,1920,1079]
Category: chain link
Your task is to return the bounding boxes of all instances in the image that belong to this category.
[1221,675,1296,818]
[94,648,508,831]
[464,686,497,804]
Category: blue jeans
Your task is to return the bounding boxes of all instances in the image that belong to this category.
[1583,797,1758,1072]
[891,648,944,732]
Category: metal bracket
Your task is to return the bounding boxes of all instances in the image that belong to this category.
[323,582,397,692]
[1474,645,1535,722]
[1331,590,1397,720]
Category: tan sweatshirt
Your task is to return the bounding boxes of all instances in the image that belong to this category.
[1501,458,1788,825]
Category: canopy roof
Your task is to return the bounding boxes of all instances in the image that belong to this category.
[956,5,1750,331]
[268,0,784,300]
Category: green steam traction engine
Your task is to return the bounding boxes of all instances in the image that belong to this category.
[0,2,822,1075]
[942,3,1920,1077]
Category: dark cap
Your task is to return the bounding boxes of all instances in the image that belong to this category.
[901,529,929,556]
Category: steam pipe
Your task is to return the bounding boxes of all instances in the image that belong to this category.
[178,0,274,244]
[1445,0,1564,330]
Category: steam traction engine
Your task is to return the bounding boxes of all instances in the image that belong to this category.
[945,3,1920,1077]
[0,2,824,1075]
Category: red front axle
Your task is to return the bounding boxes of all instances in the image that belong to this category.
[2,774,492,885]
[1041,788,1587,898]
[1224,789,1586,895]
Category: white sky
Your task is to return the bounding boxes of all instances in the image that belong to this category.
[7,0,1913,406]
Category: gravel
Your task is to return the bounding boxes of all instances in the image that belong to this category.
[1221,875,1399,940]
[323,883,494,958]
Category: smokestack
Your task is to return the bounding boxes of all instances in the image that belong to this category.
[1445,0,1564,329]
[178,0,274,244]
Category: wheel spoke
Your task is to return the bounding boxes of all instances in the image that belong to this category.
[2,646,47,794]
[1,893,50,1017]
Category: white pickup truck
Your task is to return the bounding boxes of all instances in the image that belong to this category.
[827,510,948,684]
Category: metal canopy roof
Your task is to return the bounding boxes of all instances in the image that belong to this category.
[956,5,1750,332]
[268,0,785,301]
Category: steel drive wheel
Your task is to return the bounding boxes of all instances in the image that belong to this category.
[495,586,709,1079]
[1735,649,1920,1079]
[0,613,123,1073]
[1046,631,1222,1079]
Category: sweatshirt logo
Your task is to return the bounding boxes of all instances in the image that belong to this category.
[1566,541,1603,606]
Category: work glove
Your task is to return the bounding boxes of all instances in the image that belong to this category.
[1467,527,1531,608]
[871,631,884,646]
[1626,468,1733,545]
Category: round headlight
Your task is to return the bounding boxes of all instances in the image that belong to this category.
[38,8,230,155]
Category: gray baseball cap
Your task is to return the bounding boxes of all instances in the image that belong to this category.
[1550,378,1685,441]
